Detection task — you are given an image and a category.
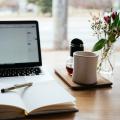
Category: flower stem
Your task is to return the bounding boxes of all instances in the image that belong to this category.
[97,44,113,73]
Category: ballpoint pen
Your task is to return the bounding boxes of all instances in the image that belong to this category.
[1,82,33,93]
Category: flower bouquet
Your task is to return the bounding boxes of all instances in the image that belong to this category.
[90,10,120,73]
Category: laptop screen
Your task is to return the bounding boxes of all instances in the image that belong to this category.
[0,21,42,68]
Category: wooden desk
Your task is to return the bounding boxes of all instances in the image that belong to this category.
[26,50,120,120]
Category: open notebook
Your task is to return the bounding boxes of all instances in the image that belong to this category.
[0,79,77,119]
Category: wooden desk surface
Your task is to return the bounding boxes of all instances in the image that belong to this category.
[26,50,120,120]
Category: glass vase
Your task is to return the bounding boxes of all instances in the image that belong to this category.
[97,44,114,77]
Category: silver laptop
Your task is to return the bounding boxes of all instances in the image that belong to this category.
[0,21,42,77]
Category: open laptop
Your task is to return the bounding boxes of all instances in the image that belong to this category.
[0,21,42,77]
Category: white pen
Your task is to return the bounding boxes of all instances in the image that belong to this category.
[1,82,33,93]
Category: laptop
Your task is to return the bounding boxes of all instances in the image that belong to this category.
[0,20,42,77]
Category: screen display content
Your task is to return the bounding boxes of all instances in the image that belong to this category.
[0,24,39,64]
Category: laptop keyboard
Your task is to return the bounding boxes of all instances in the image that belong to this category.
[0,67,41,77]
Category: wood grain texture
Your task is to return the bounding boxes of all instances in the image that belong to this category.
[55,67,112,90]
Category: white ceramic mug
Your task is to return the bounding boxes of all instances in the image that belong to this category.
[72,51,98,85]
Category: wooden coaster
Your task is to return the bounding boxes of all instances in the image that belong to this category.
[55,67,113,90]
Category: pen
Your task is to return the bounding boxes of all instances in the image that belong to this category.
[1,82,33,93]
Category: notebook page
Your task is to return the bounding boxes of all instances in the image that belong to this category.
[21,80,75,113]
[0,83,26,111]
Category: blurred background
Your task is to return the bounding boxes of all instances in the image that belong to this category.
[0,0,120,50]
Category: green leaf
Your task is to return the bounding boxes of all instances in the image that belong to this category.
[118,20,120,27]
[92,39,106,51]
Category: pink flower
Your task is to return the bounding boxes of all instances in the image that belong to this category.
[111,11,117,20]
[104,16,111,24]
